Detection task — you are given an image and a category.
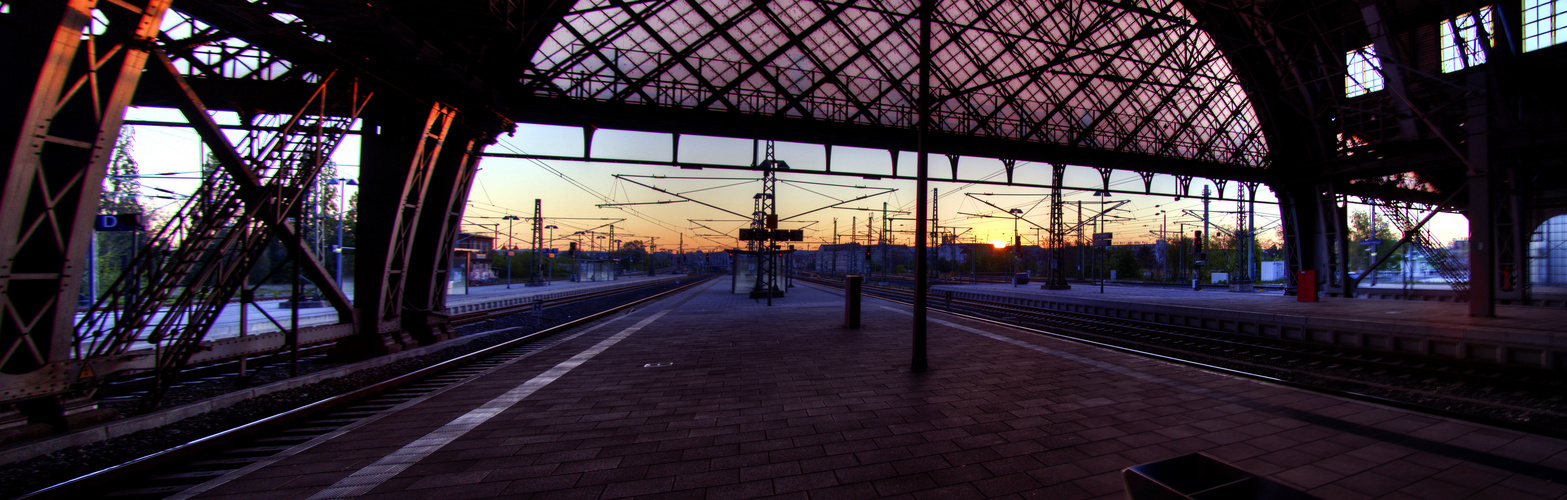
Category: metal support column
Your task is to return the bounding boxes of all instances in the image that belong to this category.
[911,0,933,371]
[1467,72,1495,317]
[343,101,457,358]
[404,121,500,345]
[531,199,546,286]
[0,0,172,417]
[1,0,170,376]
[1043,163,1070,289]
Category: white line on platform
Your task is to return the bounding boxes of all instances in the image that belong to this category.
[304,308,672,499]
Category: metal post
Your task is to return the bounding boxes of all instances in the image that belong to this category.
[334,178,353,287]
[88,232,97,305]
[1202,186,1211,284]
[911,0,933,371]
[290,230,300,378]
[1369,204,1378,286]
[1248,185,1257,285]
[545,224,557,284]
[238,288,249,384]
[845,275,863,328]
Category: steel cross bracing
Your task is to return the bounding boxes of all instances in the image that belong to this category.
[531,199,546,285]
[72,59,370,405]
[526,0,1269,170]
[751,142,782,300]
[377,105,457,337]
[1380,201,1470,301]
[1044,163,1070,289]
[1,0,175,393]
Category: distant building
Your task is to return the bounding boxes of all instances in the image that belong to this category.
[453,233,496,284]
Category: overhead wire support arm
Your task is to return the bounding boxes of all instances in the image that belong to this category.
[965,194,1053,234]
[781,190,900,221]
[613,174,752,219]
[597,200,688,207]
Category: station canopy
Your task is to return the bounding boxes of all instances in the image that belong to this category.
[525,0,1269,168]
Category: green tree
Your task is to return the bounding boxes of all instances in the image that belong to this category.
[1108,246,1142,280]
[1349,209,1403,273]
[92,133,150,296]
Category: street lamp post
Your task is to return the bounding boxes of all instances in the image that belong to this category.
[502,215,520,288]
[331,178,357,288]
[1155,208,1167,282]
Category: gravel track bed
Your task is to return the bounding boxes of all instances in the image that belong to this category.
[0,280,690,499]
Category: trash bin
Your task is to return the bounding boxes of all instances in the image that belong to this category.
[1297,270,1318,302]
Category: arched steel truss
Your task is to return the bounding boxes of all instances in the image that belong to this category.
[524,0,1268,170]
[4,0,1563,419]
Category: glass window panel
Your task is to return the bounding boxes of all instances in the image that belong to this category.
[1345,44,1384,97]
[1440,6,1493,72]
[1523,0,1564,52]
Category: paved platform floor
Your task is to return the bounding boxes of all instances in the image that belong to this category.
[185,279,1567,499]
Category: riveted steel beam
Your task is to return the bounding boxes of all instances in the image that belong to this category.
[0,0,172,411]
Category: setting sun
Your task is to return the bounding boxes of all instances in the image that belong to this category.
[991,240,1007,249]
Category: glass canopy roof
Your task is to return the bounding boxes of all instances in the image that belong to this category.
[527,0,1268,168]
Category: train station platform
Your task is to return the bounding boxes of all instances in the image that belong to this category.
[178,279,1567,499]
[931,282,1567,371]
[189,274,687,344]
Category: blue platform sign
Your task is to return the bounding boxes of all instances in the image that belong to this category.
[93,213,142,232]
[1359,239,1383,246]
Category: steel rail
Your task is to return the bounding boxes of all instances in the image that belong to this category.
[22,275,715,499]
[95,278,687,399]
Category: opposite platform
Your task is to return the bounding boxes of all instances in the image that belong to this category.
[932,282,1567,371]
[185,278,1567,499]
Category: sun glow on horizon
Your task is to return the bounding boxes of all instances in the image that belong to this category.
[991,240,1007,249]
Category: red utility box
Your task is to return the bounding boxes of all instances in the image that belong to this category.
[1297,270,1317,302]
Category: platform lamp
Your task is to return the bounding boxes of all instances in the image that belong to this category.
[1155,208,1167,282]
[502,215,520,288]
[544,224,558,284]
[330,178,358,287]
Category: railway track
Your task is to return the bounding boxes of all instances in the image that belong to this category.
[93,277,687,408]
[19,275,714,499]
[800,276,1567,439]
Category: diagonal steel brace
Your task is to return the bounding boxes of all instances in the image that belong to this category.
[146,50,357,324]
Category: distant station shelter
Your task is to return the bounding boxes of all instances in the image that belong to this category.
[575,259,618,282]
[729,249,795,297]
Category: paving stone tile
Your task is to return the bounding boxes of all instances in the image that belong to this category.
[799,453,860,474]
[972,472,1044,497]
[498,471,582,494]
[871,473,937,496]
[598,476,676,498]
[803,482,879,500]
